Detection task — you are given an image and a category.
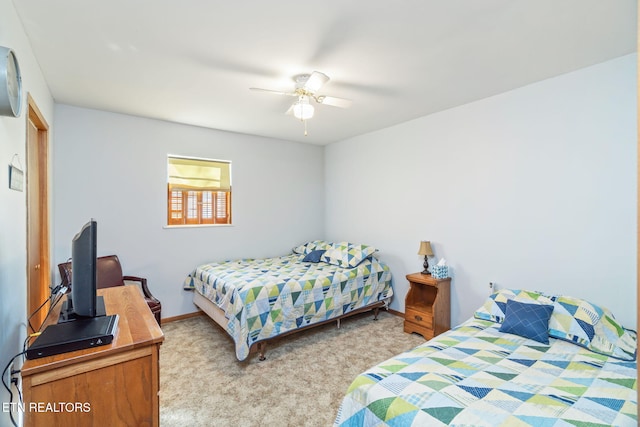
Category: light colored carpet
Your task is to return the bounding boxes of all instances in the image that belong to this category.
[159,311,424,427]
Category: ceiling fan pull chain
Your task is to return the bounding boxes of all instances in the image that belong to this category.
[303,119,308,136]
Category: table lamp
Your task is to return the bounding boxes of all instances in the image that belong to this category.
[418,241,433,275]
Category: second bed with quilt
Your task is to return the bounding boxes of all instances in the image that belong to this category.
[184,240,393,361]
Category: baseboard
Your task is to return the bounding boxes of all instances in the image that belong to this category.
[162,310,203,324]
[387,308,404,318]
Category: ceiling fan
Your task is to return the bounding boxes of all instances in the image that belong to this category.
[250,71,352,135]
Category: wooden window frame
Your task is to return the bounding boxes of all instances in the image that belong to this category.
[167,156,232,226]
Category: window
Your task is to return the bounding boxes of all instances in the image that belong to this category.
[167,156,232,226]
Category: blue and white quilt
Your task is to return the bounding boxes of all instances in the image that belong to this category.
[335,318,637,427]
[184,254,393,360]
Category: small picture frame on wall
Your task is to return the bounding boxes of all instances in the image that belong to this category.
[9,164,23,191]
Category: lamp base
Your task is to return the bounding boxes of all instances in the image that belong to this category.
[421,256,430,275]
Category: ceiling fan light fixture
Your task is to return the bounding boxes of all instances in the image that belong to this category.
[292,96,314,120]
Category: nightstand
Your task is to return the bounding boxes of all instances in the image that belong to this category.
[404,273,451,340]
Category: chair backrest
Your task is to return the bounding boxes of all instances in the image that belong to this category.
[96,255,126,288]
[58,255,126,290]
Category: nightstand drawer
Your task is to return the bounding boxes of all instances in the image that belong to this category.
[405,307,433,329]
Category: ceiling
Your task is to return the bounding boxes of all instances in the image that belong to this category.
[12,0,637,145]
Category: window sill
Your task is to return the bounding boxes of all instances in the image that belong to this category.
[163,224,234,229]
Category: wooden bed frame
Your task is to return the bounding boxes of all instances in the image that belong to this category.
[193,290,388,361]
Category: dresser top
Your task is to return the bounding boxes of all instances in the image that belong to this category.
[22,285,164,375]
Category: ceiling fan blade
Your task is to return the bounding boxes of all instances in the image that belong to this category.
[303,71,329,93]
[316,95,352,108]
[250,87,296,97]
[284,104,294,115]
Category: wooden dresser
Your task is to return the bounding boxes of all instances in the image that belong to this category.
[404,273,451,340]
[21,285,164,427]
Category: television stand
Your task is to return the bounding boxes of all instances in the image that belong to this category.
[22,286,164,427]
[58,295,106,323]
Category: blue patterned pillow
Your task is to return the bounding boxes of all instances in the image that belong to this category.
[474,289,553,323]
[547,294,601,348]
[302,249,326,263]
[499,299,554,344]
[292,240,330,255]
[320,242,378,268]
[549,295,637,361]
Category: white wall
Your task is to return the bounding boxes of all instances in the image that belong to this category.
[0,0,55,423]
[53,105,325,318]
[325,54,637,328]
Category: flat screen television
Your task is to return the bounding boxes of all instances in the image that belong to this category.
[59,219,106,322]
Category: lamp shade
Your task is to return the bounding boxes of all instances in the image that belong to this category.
[293,96,314,120]
[417,241,433,256]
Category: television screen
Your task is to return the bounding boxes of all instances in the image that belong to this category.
[71,220,97,316]
[59,219,105,321]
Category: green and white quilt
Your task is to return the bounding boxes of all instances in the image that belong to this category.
[184,253,392,361]
[335,318,637,427]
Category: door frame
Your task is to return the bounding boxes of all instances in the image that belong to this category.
[26,93,50,332]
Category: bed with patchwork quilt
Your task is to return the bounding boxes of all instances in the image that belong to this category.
[335,289,637,427]
[184,240,393,361]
